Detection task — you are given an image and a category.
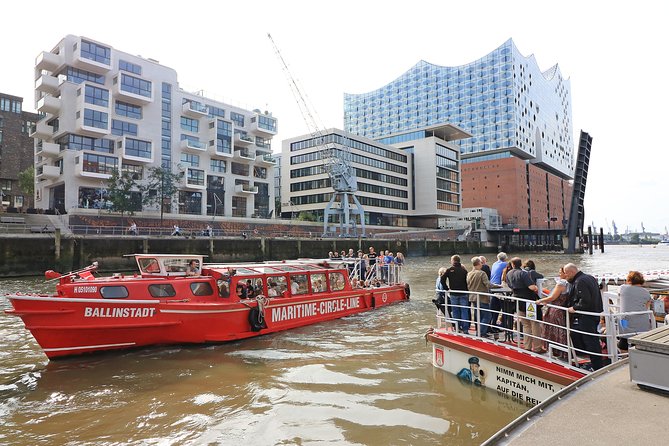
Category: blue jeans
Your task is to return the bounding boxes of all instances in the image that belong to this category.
[476,303,492,336]
[450,293,470,333]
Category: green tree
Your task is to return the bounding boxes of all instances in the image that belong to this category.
[18,167,35,198]
[296,211,317,222]
[142,166,184,224]
[107,169,140,218]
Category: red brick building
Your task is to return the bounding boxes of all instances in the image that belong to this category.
[0,93,38,211]
[462,157,572,230]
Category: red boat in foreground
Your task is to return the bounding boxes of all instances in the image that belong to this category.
[5,254,410,359]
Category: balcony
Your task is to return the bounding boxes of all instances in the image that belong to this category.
[234,184,258,194]
[113,76,154,105]
[37,95,61,115]
[72,41,112,74]
[75,161,113,179]
[182,101,209,118]
[36,165,61,180]
[233,148,256,163]
[35,74,63,95]
[30,121,54,139]
[75,116,109,138]
[180,138,206,153]
[36,142,61,158]
[255,153,277,166]
[208,143,232,159]
[35,51,64,72]
[234,133,254,147]
[251,118,278,136]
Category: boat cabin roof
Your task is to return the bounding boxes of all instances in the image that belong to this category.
[129,254,344,278]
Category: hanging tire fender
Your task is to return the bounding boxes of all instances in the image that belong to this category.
[404,283,411,299]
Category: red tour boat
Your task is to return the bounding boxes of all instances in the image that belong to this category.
[5,254,410,359]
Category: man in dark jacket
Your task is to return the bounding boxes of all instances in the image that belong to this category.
[565,263,604,370]
[444,255,469,333]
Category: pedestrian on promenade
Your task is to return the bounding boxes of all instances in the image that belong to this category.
[171,224,181,236]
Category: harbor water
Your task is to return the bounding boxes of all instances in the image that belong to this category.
[1,245,668,445]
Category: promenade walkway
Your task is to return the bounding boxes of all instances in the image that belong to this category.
[486,359,668,445]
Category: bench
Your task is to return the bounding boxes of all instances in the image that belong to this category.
[1,216,25,224]
[30,225,55,233]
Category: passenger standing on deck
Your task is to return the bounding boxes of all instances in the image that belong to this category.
[434,267,448,316]
[467,257,493,337]
[564,263,604,370]
[444,255,470,333]
[617,271,653,351]
[489,252,508,330]
[506,257,543,353]
[536,267,570,359]
[368,247,378,278]
[479,256,491,279]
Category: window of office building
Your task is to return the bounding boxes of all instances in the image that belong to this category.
[59,134,114,153]
[0,98,10,112]
[180,116,199,132]
[123,138,151,159]
[210,159,226,173]
[231,196,247,217]
[231,162,249,176]
[82,153,117,175]
[115,101,142,119]
[64,67,105,85]
[119,73,152,98]
[187,168,205,186]
[111,119,138,136]
[84,85,109,107]
[215,120,232,154]
[178,191,202,215]
[180,153,199,167]
[80,40,111,65]
[230,112,244,128]
[122,163,143,180]
[119,59,142,75]
[83,108,108,129]
[209,106,225,119]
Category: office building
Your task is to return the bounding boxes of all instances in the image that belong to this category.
[344,39,573,228]
[32,35,277,218]
[0,93,39,210]
[282,123,469,228]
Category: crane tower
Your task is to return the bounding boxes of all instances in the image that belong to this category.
[268,33,365,238]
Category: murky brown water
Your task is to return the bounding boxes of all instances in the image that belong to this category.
[1,246,667,445]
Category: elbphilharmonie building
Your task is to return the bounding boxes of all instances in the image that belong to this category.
[344,39,574,229]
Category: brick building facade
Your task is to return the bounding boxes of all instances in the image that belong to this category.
[0,93,38,210]
[462,157,571,230]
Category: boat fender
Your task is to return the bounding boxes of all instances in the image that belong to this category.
[248,306,267,332]
[404,283,411,299]
[370,293,376,309]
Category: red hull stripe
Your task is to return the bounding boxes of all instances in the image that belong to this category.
[428,333,584,385]
[43,342,136,352]
[27,321,182,330]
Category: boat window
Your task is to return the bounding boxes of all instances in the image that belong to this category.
[163,258,193,273]
[251,277,264,297]
[217,280,230,298]
[311,273,327,293]
[100,286,129,299]
[234,280,251,299]
[148,284,176,297]
[191,282,214,296]
[290,274,308,295]
[138,258,160,273]
[329,272,346,291]
[267,275,287,297]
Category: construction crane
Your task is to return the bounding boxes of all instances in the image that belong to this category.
[267,33,365,238]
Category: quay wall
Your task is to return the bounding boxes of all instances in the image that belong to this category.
[0,233,483,276]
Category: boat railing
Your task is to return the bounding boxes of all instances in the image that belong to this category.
[432,288,655,371]
[340,257,404,286]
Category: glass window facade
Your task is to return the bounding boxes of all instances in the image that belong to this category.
[111,119,138,136]
[81,40,111,65]
[123,138,151,159]
[63,67,105,85]
[120,73,152,98]
[119,59,142,75]
[180,116,199,132]
[83,153,117,174]
[344,39,573,178]
[84,85,109,107]
[230,111,244,128]
[115,101,142,119]
[83,108,108,129]
[58,134,114,153]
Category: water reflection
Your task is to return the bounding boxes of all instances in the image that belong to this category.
[2,246,666,445]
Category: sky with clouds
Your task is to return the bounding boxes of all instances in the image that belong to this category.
[1,0,665,234]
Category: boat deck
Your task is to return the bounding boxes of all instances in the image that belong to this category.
[486,359,668,445]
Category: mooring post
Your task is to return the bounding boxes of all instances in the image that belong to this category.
[600,227,605,253]
[588,226,593,255]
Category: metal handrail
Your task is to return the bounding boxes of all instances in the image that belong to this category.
[431,288,655,371]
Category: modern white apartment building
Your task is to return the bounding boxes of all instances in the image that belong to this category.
[32,35,277,218]
[281,124,470,228]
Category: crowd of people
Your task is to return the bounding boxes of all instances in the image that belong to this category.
[327,246,405,288]
[434,252,656,371]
